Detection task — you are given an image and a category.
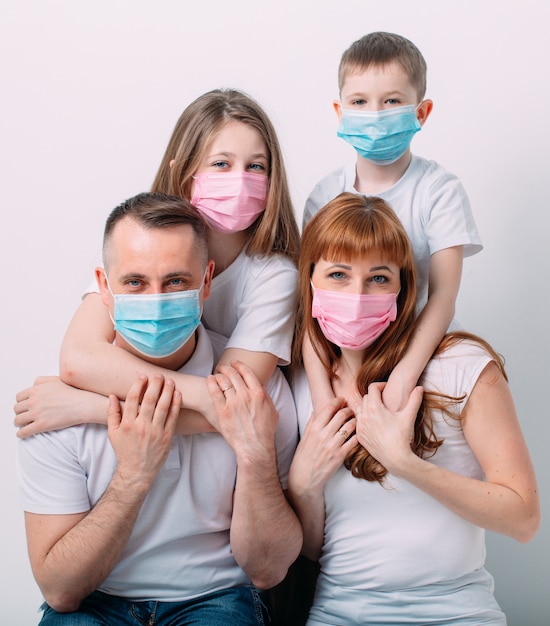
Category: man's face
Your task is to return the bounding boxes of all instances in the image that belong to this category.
[97,217,213,364]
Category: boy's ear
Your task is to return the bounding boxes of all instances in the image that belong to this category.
[417,99,433,126]
[95,267,111,308]
[333,100,343,123]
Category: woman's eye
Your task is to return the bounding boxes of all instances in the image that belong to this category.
[329,271,346,281]
[371,275,387,284]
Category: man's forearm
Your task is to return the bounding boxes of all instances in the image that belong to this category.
[230,449,303,590]
[32,473,148,613]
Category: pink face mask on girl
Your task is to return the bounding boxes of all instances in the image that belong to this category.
[311,285,398,350]
[191,171,268,234]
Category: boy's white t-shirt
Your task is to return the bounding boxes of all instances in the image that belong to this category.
[303,155,483,312]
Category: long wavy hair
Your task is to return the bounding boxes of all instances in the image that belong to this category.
[294,192,506,483]
[151,88,300,263]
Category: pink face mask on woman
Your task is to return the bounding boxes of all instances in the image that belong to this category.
[311,285,398,350]
[191,171,268,234]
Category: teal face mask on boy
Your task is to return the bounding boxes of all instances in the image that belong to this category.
[337,104,421,165]
[110,284,203,359]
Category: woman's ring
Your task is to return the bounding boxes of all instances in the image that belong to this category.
[338,429,348,439]
[222,385,233,393]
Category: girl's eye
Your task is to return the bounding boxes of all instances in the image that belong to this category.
[212,161,229,169]
[248,163,266,171]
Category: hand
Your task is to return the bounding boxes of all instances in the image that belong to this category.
[14,376,105,438]
[289,397,357,497]
[356,382,424,475]
[205,360,278,458]
[108,374,181,489]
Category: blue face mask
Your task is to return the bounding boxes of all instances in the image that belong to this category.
[337,104,421,165]
[109,276,205,359]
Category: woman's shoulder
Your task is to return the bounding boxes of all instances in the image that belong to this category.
[422,336,496,400]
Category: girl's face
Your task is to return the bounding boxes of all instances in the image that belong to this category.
[311,254,400,295]
[194,121,269,177]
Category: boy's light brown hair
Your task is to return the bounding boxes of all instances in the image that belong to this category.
[338,31,427,100]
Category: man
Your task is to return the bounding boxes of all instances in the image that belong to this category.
[18,192,302,625]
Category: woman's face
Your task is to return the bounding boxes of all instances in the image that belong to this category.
[311,254,401,295]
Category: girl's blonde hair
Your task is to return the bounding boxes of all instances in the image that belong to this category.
[151,88,300,263]
[295,192,506,482]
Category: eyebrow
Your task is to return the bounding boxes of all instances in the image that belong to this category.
[325,263,396,273]
[207,151,268,160]
[118,271,195,281]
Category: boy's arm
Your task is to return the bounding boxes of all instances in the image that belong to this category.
[24,376,180,613]
[384,246,463,411]
[302,333,335,414]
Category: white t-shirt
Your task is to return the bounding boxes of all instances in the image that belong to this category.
[18,326,298,602]
[303,155,483,312]
[88,249,297,365]
[292,340,506,625]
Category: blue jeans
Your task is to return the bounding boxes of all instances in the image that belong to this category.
[39,586,269,625]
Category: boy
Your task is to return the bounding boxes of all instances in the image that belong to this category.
[303,32,482,413]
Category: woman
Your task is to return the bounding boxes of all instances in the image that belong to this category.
[287,192,540,625]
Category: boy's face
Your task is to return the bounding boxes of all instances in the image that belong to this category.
[336,61,423,119]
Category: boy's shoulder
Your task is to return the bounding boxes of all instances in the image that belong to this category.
[303,162,356,225]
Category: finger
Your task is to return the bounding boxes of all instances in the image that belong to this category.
[314,397,349,427]
[228,360,262,390]
[151,378,178,426]
[34,376,59,385]
[216,364,245,393]
[123,375,148,421]
[211,372,235,395]
[333,416,357,441]
[206,374,227,407]
[107,394,122,430]
[15,388,32,403]
[13,399,29,419]
[138,374,166,421]
[406,385,424,414]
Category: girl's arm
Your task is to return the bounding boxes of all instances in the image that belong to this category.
[302,333,336,415]
[358,367,540,542]
[287,398,356,560]
[383,245,463,411]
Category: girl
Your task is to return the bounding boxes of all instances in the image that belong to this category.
[287,192,539,625]
[15,89,300,435]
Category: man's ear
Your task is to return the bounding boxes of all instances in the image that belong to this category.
[202,260,215,301]
[95,267,111,307]
[333,100,343,123]
[416,99,433,126]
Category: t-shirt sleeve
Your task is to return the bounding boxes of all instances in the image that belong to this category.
[17,430,91,514]
[225,256,298,365]
[424,171,483,258]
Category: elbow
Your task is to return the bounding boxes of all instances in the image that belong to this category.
[42,589,83,614]
[59,354,85,387]
[512,511,541,544]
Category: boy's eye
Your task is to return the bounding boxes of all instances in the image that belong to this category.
[385,98,400,105]
[351,98,366,106]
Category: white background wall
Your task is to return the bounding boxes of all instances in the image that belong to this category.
[2,1,548,623]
